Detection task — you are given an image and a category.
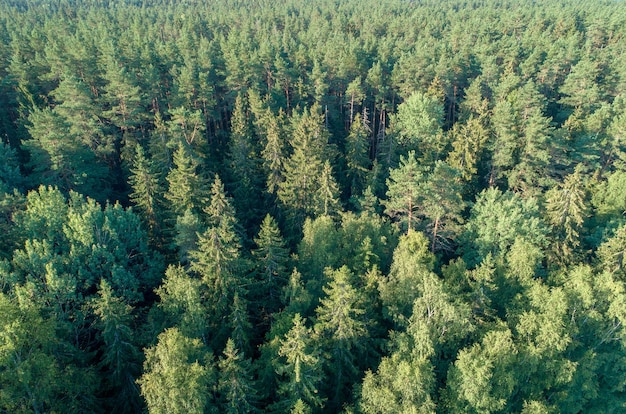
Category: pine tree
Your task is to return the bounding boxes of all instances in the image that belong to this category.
[258,108,287,195]
[155,265,208,341]
[313,161,341,217]
[546,166,588,264]
[227,93,262,230]
[419,161,466,253]
[189,176,245,342]
[278,106,329,227]
[345,110,372,198]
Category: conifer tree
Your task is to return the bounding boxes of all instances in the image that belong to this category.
[218,338,259,414]
[92,279,142,413]
[273,314,325,412]
[278,106,329,227]
[384,151,423,234]
[138,328,215,414]
[252,214,290,316]
[164,143,207,216]
[189,175,246,343]
[315,266,368,410]
[345,110,372,197]
[546,166,588,264]
[313,161,341,217]
[155,265,208,341]
[128,145,164,243]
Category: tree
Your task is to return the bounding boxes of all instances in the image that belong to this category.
[252,214,290,316]
[91,279,142,413]
[273,314,325,412]
[313,160,341,217]
[138,328,215,414]
[218,338,259,413]
[128,145,164,243]
[460,188,548,266]
[444,329,518,413]
[360,355,436,414]
[155,265,208,341]
[344,110,372,197]
[419,161,466,253]
[545,166,588,264]
[379,231,436,327]
[383,151,423,234]
[189,176,246,343]
[392,91,444,164]
[226,93,263,230]
[314,266,368,410]
[278,106,329,227]
[258,108,287,195]
[164,143,207,216]
[23,108,110,200]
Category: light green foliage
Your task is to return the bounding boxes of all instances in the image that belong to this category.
[0,293,98,413]
[384,151,423,234]
[359,354,436,414]
[445,328,518,413]
[0,293,62,413]
[461,188,548,265]
[379,231,435,326]
[338,210,397,275]
[138,328,215,414]
[156,265,208,340]
[546,166,588,264]
[597,223,626,277]
[392,91,444,162]
[315,266,368,408]
[419,161,466,252]
[3,1,626,412]
[314,161,341,217]
[297,215,341,298]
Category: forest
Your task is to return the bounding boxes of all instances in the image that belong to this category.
[1,0,626,412]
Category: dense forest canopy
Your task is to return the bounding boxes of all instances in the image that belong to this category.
[1,0,626,412]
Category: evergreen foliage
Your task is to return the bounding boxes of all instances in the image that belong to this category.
[1,0,626,411]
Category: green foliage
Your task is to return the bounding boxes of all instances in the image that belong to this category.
[273,314,325,412]
[218,338,259,414]
[392,91,444,162]
[92,279,142,413]
[383,151,423,234]
[461,188,548,265]
[138,327,215,414]
[2,1,626,412]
